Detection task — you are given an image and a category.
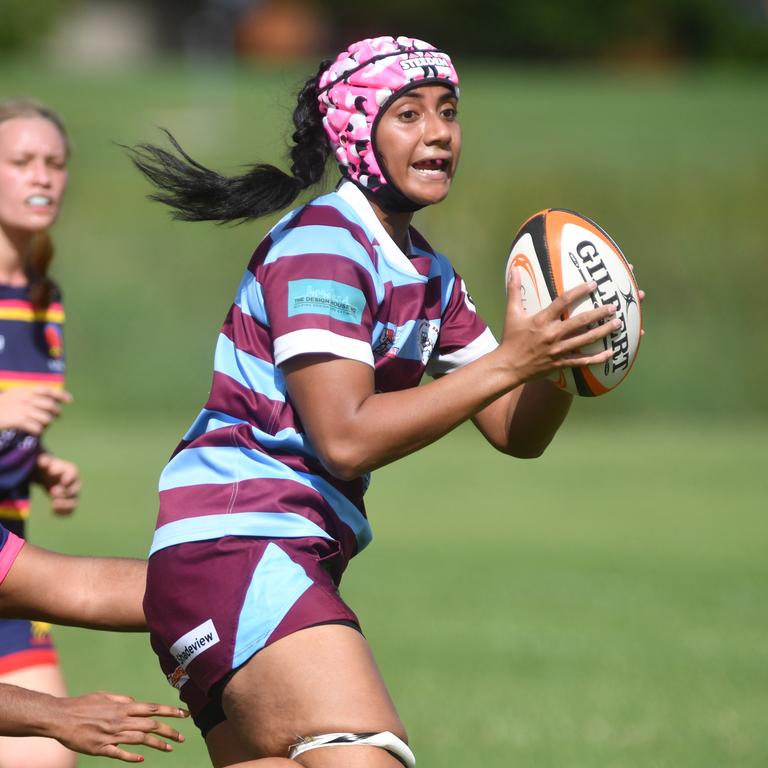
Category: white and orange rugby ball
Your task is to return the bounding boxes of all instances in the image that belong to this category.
[506,208,642,397]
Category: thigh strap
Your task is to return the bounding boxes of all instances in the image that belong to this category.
[288,731,415,767]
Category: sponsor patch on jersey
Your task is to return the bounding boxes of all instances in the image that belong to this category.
[288,279,366,324]
[169,618,220,669]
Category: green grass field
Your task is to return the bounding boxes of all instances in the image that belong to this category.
[2,59,767,764]
[32,416,767,766]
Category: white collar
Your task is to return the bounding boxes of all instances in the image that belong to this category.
[336,180,418,276]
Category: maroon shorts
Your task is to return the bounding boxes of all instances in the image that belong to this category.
[143,535,359,733]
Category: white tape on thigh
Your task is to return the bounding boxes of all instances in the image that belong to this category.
[288,731,415,767]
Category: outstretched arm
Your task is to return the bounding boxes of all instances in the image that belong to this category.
[0,543,147,630]
[0,685,187,762]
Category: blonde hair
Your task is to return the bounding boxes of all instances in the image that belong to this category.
[0,99,69,307]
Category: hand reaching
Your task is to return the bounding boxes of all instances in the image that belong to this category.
[0,387,72,436]
[34,453,81,515]
[51,692,188,762]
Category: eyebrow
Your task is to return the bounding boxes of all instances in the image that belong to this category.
[9,150,67,160]
[394,89,457,102]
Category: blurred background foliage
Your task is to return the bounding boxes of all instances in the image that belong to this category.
[0,1,766,432]
[1,0,765,423]
[3,0,768,62]
[1,61,764,424]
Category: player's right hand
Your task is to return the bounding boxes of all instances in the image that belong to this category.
[499,268,619,384]
[52,692,188,762]
[0,387,72,436]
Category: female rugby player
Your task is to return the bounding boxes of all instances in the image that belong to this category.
[131,36,622,767]
[0,99,81,768]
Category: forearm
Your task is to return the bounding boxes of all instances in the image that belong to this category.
[0,547,147,630]
[304,348,523,478]
[52,556,147,631]
[287,279,619,480]
[0,684,61,738]
[345,366,572,472]
[475,378,573,458]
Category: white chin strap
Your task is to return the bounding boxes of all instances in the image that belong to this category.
[288,731,415,767]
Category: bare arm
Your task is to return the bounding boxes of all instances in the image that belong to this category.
[283,273,619,480]
[0,544,147,630]
[472,378,573,458]
[0,685,187,762]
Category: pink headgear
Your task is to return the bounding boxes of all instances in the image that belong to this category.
[318,36,459,204]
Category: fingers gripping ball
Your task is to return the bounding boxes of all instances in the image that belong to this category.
[506,209,642,396]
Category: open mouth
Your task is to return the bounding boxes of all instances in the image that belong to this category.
[411,158,449,176]
[26,195,55,207]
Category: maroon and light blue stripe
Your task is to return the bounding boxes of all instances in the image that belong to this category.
[153,181,496,571]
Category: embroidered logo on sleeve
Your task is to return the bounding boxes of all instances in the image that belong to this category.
[288,279,366,324]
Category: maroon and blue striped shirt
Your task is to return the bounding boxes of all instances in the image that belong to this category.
[151,182,497,574]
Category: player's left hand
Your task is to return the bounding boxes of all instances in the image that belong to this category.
[51,692,188,762]
[34,453,81,515]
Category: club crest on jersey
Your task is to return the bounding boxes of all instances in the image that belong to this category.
[44,323,63,359]
[418,320,439,364]
[374,323,400,358]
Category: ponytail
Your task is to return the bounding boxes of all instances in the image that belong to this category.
[25,232,55,308]
[128,59,333,224]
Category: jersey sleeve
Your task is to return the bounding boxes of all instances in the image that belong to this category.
[253,219,383,368]
[426,267,498,377]
[0,524,25,585]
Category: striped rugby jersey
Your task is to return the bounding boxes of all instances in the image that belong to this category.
[152,181,498,574]
[0,285,65,533]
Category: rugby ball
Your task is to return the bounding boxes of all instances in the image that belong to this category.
[506,209,642,397]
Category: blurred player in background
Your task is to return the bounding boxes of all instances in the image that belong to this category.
[0,99,81,768]
[0,521,188,762]
[131,36,627,767]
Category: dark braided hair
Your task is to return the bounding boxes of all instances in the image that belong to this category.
[127,59,333,223]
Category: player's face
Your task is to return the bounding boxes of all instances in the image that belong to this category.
[0,117,69,234]
[374,85,461,207]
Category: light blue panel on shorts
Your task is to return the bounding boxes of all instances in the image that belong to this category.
[233,542,313,668]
